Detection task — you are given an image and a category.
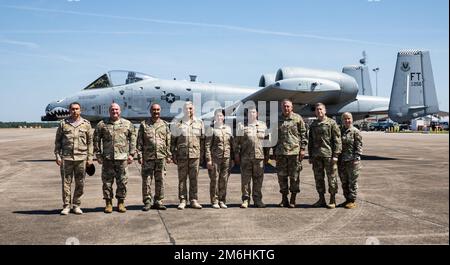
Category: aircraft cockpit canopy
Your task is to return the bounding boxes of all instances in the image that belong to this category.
[84,70,155,90]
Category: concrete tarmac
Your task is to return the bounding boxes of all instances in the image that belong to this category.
[0,129,448,245]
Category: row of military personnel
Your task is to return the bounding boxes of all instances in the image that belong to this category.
[54,100,362,215]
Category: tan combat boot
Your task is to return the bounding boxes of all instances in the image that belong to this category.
[312,194,327,208]
[327,194,336,209]
[142,202,151,211]
[72,205,83,215]
[153,200,167,210]
[289,193,297,208]
[117,199,127,213]
[279,195,289,207]
[240,199,249,208]
[211,200,220,209]
[190,199,202,209]
[177,199,186,210]
[219,201,227,209]
[345,200,357,209]
[104,199,113,214]
[60,206,71,215]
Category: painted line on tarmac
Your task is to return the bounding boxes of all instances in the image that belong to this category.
[171,231,449,245]
[358,198,448,228]
[0,159,11,175]
[156,210,176,245]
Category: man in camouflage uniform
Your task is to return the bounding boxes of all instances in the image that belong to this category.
[54,102,93,215]
[94,103,136,213]
[235,106,269,208]
[205,109,233,209]
[308,103,342,209]
[274,99,308,208]
[171,101,204,210]
[338,112,362,209]
[137,103,171,211]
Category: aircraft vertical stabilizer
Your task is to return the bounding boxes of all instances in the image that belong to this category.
[342,65,373,96]
[388,50,439,123]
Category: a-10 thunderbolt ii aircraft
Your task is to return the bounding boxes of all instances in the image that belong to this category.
[42,49,439,124]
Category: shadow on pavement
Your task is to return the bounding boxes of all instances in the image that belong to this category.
[13,202,318,215]
[360,155,398,161]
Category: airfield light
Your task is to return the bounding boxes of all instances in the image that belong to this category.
[372,67,379,96]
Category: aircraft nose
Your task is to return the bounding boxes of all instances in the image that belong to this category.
[45,104,53,112]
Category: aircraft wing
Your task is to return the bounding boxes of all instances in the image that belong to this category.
[240,84,291,102]
[242,77,343,105]
[367,106,389,115]
[199,79,340,120]
[199,83,293,120]
[199,100,242,121]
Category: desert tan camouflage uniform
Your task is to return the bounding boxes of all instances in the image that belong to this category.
[205,124,233,204]
[171,117,204,203]
[235,120,268,205]
[54,118,93,208]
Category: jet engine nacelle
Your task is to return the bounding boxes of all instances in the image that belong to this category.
[274,67,359,104]
[272,78,341,104]
[258,73,276,87]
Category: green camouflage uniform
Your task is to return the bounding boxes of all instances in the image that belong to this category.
[275,112,308,195]
[308,116,342,195]
[205,124,233,204]
[94,118,136,201]
[171,117,204,202]
[54,118,93,207]
[338,125,362,201]
[137,119,171,204]
[235,120,268,203]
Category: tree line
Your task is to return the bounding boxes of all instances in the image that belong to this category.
[0,122,59,128]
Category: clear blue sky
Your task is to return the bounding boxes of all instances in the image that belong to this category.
[0,0,448,121]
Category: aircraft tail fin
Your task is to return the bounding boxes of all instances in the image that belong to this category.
[388,50,439,123]
[342,65,373,96]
